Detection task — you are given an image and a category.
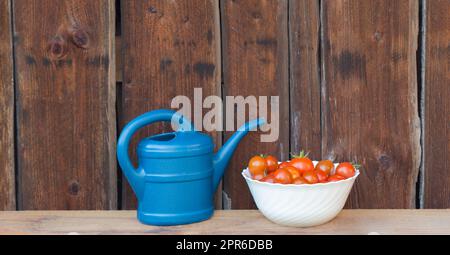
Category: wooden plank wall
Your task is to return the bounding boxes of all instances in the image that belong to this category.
[0,0,15,210]
[0,0,448,210]
[12,0,116,209]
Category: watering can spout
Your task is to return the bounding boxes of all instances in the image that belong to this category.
[212,118,265,190]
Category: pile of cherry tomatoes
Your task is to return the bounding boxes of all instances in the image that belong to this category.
[247,152,358,184]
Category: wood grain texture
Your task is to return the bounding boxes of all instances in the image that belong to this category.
[423,0,450,208]
[289,0,321,159]
[0,0,15,210]
[221,0,289,209]
[13,0,116,209]
[1,210,450,234]
[321,0,420,208]
[120,0,221,209]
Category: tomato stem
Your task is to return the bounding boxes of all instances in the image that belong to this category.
[290,150,310,159]
[351,161,361,170]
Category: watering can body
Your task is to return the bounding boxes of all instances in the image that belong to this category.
[117,109,264,226]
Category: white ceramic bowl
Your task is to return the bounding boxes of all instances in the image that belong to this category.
[242,161,359,227]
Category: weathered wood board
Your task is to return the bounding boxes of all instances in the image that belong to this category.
[1,210,450,234]
[321,0,420,208]
[423,0,450,208]
[0,0,15,210]
[13,0,117,209]
[289,0,321,159]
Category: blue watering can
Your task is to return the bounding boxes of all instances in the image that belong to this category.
[117,109,265,225]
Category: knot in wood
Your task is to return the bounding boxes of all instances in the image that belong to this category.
[68,181,80,196]
[378,154,392,170]
[48,36,67,59]
[71,28,89,49]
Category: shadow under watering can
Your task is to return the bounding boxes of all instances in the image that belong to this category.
[117,109,265,225]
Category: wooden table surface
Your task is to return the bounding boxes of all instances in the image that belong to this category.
[0,210,449,235]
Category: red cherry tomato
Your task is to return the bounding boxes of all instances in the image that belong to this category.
[315,160,334,175]
[335,162,356,178]
[252,172,265,181]
[284,166,301,180]
[248,155,267,176]
[260,175,276,183]
[302,170,319,184]
[328,174,345,182]
[315,170,328,183]
[278,161,291,169]
[273,169,293,184]
[293,176,309,185]
[264,155,279,174]
[290,152,314,174]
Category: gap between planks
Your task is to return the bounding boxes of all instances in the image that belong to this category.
[116,35,122,82]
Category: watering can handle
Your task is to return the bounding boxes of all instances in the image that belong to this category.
[116,109,194,199]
